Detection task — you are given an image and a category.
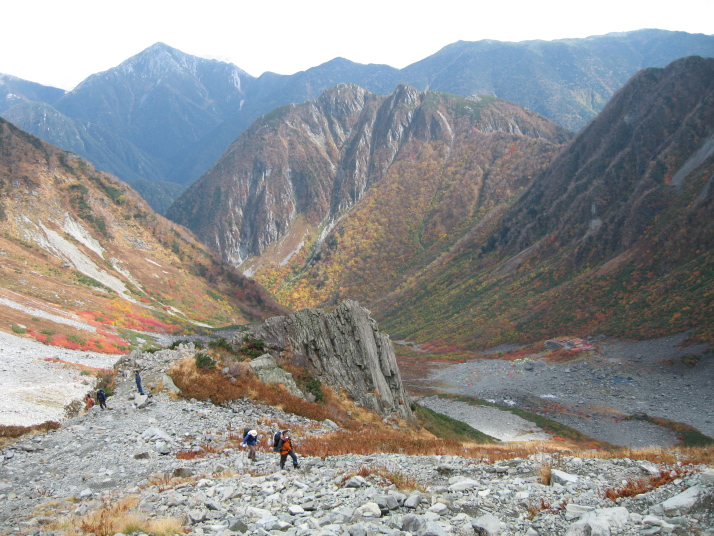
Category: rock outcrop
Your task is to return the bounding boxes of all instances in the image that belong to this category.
[248,300,413,421]
[248,354,305,399]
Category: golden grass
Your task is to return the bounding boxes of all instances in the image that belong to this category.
[51,495,185,536]
[0,421,60,442]
[538,461,552,485]
[342,465,427,492]
[168,357,352,424]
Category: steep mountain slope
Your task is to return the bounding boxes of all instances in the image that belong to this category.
[378,56,714,348]
[0,117,287,353]
[167,84,571,310]
[3,30,713,213]
[0,73,64,113]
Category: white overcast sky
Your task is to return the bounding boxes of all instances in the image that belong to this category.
[2,0,713,90]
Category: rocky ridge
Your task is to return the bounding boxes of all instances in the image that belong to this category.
[1,343,713,536]
[249,301,414,422]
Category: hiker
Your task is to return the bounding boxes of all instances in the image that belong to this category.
[85,394,95,410]
[242,429,259,461]
[278,430,299,470]
[96,388,107,410]
[272,429,284,452]
[134,369,144,395]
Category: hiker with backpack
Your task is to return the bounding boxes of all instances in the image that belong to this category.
[272,429,284,452]
[85,393,95,410]
[96,388,107,410]
[277,430,300,470]
[241,429,259,462]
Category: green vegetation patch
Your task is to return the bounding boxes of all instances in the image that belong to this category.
[238,336,265,359]
[195,352,216,370]
[414,403,498,444]
[443,394,614,449]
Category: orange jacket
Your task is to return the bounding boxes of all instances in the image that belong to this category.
[280,437,293,455]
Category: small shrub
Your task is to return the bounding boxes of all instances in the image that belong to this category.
[95,370,116,396]
[168,339,190,350]
[11,324,27,334]
[604,469,689,501]
[239,336,265,358]
[209,337,234,352]
[195,352,216,370]
[527,498,552,519]
[176,449,207,460]
[67,334,85,345]
[64,399,83,420]
[680,354,701,368]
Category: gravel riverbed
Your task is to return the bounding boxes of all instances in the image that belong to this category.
[409,332,714,447]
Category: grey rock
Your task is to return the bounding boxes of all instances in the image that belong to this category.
[352,502,381,520]
[134,394,151,408]
[448,478,480,491]
[471,513,503,536]
[550,469,578,486]
[344,475,369,488]
[565,504,596,520]
[227,517,249,533]
[376,494,400,512]
[171,467,195,478]
[405,491,423,508]
[162,373,181,394]
[700,469,714,485]
[657,485,703,515]
[248,354,305,399]
[250,300,414,421]
[323,419,339,429]
[141,427,172,443]
[188,509,207,524]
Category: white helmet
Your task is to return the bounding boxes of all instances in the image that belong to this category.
[248,430,257,437]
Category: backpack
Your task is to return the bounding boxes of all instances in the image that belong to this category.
[243,428,251,440]
[272,431,282,452]
[97,389,106,402]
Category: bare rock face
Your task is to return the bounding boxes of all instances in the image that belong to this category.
[248,300,413,422]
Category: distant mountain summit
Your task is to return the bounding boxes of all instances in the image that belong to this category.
[2,30,713,213]
[0,73,64,113]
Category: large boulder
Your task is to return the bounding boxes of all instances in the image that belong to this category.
[248,300,413,421]
[248,354,304,398]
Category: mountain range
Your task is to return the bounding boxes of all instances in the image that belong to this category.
[170,56,714,351]
[2,29,713,213]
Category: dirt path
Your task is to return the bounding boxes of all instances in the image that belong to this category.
[399,332,714,447]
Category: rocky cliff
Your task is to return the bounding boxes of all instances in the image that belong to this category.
[247,300,413,422]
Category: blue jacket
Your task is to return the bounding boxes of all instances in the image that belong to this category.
[244,433,258,446]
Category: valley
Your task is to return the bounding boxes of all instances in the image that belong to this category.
[399,331,714,448]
